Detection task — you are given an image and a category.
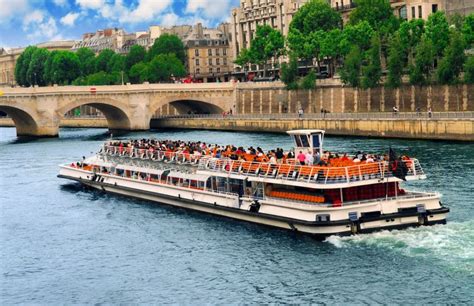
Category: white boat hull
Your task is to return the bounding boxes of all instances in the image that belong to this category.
[59,166,449,239]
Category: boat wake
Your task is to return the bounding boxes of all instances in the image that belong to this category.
[325,221,474,273]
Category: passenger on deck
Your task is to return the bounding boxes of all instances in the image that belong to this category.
[297,151,306,165]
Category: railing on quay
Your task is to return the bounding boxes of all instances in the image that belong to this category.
[153,111,474,121]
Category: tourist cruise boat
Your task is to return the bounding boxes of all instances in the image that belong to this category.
[58,130,449,239]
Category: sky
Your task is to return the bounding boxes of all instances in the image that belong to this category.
[0,0,239,48]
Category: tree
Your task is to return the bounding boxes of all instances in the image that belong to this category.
[425,11,450,58]
[464,56,474,84]
[361,33,382,89]
[300,70,316,89]
[409,35,435,86]
[110,53,126,73]
[247,25,285,75]
[147,34,185,64]
[436,30,466,84]
[129,62,151,84]
[349,0,395,29]
[75,47,96,76]
[14,46,37,86]
[288,0,341,61]
[95,49,115,73]
[280,55,299,89]
[148,54,186,83]
[339,21,374,55]
[234,48,253,67]
[340,45,362,88]
[27,48,50,86]
[462,13,474,49]
[50,51,81,85]
[320,28,343,76]
[387,32,404,88]
[125,45,146,73]
[398,19,425,66]
[43,50,58,85]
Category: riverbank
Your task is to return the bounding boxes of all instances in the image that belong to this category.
[0,117,108,128]
[151,117,474,141]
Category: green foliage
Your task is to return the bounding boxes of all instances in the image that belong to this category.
[299,70,316,89]
[14,46,37,86]
[361,33,382,89]
[436,30,466,84]
[340,45,362,88]
[464,56,474,84]
[147,34,185,64]
[339,21,374,55]
[250,25,285,64]
[26,48,50,86]
[448,13,465,30]
[234,48,253,66]
[398,19,425,66]
[129,62,151,84]
[95,49,115,73]
[387,32,404,88]
[288,0,341,60]
[50,51,81,85]
[462,13,474,49]
[43,50,58,85]
[280,55,299,89]
[73,71,125,86]
[350,0,394,28]
[409,35,435,86]
[76,47,96,76]
[425,11,450,57]
[148,54,186,83]
[125,45,146,72]
[109,53,126,73]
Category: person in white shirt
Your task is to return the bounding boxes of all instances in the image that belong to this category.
[305,151,314,165]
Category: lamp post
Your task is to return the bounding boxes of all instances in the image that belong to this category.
[121,70,124,85]
[34,72,37,86]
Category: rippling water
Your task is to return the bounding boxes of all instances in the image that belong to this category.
[1,127,473,304]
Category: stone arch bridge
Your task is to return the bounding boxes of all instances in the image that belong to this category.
[0,83,236,137]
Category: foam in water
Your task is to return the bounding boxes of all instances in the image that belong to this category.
[325,221,474,273]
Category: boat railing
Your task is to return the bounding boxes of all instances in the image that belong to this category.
[102,145,208,165]
[198,158,425,184]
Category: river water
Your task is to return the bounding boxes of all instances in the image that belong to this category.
[1,127,473,304]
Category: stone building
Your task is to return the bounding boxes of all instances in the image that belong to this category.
[184,23,233,82]
[72,28,136,54]
[230,0,309,74]
[0,40,76,87]
[330,0,474,23]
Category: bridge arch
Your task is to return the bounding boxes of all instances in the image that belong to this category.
[151,98,225,116]
[0,104,41,136]
[58,98,132,131]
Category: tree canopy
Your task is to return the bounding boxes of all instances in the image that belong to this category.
[15,46,38,86]
[148,54,186,83]
[126,45,146,72]
[147,34,186,64]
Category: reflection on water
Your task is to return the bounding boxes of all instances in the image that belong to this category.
[1,127,473,304]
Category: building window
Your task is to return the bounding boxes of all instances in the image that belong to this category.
[399,6,407,20]
[209,68,213,73]
[195,59,199,66]
[224,58,227,66]
[216,48,220,56]
[208,49,212,55]
[418,5,422,18]
[209,58,212,66]
[432,4,438,13]
[412,6,415,18]
[196,68,200,74]
[223,48,227,55]
[217,68,221,73]
[194,49,199,56]
[216,58,220,65]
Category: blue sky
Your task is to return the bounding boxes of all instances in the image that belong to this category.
[0,0,239,48]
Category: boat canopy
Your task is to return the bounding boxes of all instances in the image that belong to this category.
[167,171,211,182]
[287,129,325,156]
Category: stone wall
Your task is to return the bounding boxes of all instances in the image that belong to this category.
[152,118,474,142]
[232,84,474,115]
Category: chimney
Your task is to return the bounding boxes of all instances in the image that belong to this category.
[196,23,203,39]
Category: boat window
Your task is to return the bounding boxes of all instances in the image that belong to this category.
[294,135,303,147]
[312,135,320,148]
[300,135,310,147]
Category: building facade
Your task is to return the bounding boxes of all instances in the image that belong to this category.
[0,40,76,87]
[230,0,308,65]
[184,23,233,82]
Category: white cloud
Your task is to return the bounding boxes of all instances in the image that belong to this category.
[53,0,68,6]
[185,0,234,20]
[76,0,105,10]
[22,10,60,43]
[0,0,29,24]
[160,13,180,27]
[60,12,81,26]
